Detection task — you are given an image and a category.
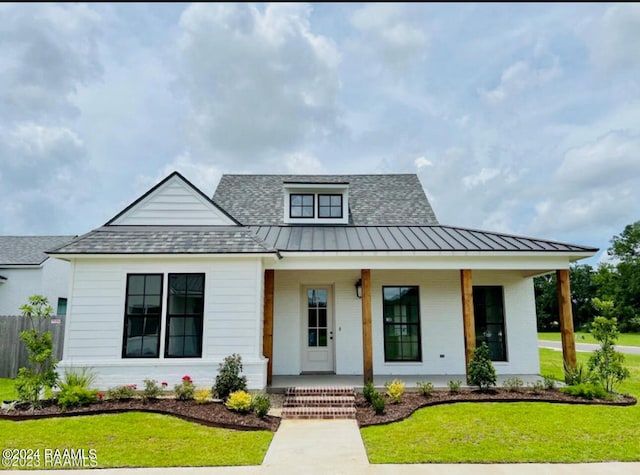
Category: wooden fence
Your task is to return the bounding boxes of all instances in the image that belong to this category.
[0,315,65,378]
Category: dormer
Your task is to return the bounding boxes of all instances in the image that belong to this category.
[283,181,349,225]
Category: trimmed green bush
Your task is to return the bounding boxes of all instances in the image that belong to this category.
[371,392,385,415]
[468,343,496,391]
[142,379,165,400]
[542,374,557,390]
[107,384,137,400]
[363,381,375,404]
[448,380,462,393]
[213,354,248,400]
[250,394,271,418]
[174,375,195,401]
[560,383,609,400]
[503,377,524,392]
[56,369,98,410]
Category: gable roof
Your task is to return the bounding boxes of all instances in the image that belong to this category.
[213,174,438,226]
[250,225,598,254]
[0,236,76,266]
[107,172,240,226]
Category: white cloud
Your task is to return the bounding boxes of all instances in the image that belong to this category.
[462,167,501,189]
[414,156,433,169]
[479,59,561,106]
[585,4,640,72]
[177,3,341,166]
[350,3,427,69]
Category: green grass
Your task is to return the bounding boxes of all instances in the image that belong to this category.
[361,349,640,463]
[0,378,17,401]
[539,331,640,346]
[0,412,272,469]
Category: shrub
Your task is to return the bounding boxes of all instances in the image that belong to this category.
[468,343,496,391]
[56,369,98,410]
[108,384,137,400]
[416,381,434,397]
[588,316,630,393]
[371,392,385,415]
[542,374,557,390]
[15,295,59,408]
[225,390,252,412]
[194,389,211,404]
[448,380,462,393]
[363,381,375,404]
[528,380,545,394]
[174,375,195,401]
[384,379,405,403]
[142,379,165,400]
[561,383,609,400]
[251,393,271,418]
[213,354,248,400]
[503,377,524,392]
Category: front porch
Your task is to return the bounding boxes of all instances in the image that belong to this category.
[269,374,545,393]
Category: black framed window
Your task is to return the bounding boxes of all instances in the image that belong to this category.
[473,286,507,361]
[290,194,314,218]
[318,194,343,218]
[123,274,163,358]
[383,286,421,361]
[57,298,68,316]
[165,273,204,358]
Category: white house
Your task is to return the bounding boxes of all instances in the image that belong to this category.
[49,172,596,390]
[0,236,74,316]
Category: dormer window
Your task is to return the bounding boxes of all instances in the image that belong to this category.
[290,194,315,218]
[318,194,343,218]
[284,182,349,224]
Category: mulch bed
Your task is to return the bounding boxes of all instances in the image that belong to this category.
[0,398,280,432]
[356,388,636,427]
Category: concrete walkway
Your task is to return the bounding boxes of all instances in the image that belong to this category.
[6,419,640,474]
[539,339,640,355]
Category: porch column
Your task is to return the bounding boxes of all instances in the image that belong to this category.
[556,269,576,370]
[460,269,475,380]
[263,269,274,386]
[361,269,373,384]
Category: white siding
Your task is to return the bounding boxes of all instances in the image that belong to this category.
[272,269,540,377]
[61,257,267,389]
[112,176,235,226]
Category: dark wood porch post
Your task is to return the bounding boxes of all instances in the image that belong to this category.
[460,269,475,381]
[557,269,576,370]
[263,269,274,386]
[361,269,373,384]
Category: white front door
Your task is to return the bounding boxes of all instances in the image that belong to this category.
[301,286,335,373]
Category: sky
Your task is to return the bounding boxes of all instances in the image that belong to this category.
[1,3,639,265]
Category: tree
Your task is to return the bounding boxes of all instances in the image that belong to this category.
[587,307,630,394]
[608,221,640,262]
[14,295,59,407]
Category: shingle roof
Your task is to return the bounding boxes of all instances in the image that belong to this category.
[48,227,275,255]
[250,225,598,253]
[213,174,438,226]
[0,236,76,265]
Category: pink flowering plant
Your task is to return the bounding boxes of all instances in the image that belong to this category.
[107,383,137,400]
[174,375,195,401]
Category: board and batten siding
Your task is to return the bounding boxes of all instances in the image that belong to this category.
[272,269,540,377]
[111,176,235,226]
[61,257,267,389]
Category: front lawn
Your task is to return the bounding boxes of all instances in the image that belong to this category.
[0,378,17,401]
[539,331,640,347]
[0,412,272,469]
[361,349,640,463]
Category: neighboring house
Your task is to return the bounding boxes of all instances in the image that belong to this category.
[49,172,596,389]
[0,236,75,316]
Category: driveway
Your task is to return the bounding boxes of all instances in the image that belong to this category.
[539,340,640,355]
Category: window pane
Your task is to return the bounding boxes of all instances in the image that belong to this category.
[318,207,330,218]
[184,316,198,334]
[145,295,162,315]
[318,309,327,328]
[170,317,185,335]
[331,195,341,206]
[169,274,186,293]
[291,195,302,206]
[291,207,302,217]
[317,290,327,307]
[169,295,185,315]
[308,329,317,347]
[127,296,144,315]
[183,336,199,356]
[186,295,204,314]
[146,275,162,295]
[128,275,145,295]
[319,195,330,206]
[187,275,204,293]
[308,310,316,328]
[128,316,144,337]
[318,329,327,347]
[302,206,314,217]
[384,287,400,302]
[142,335,158,356]
[308,289,315,307]
[302,195,313,206]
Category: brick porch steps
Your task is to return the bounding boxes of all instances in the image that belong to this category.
[281,386,356,419]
